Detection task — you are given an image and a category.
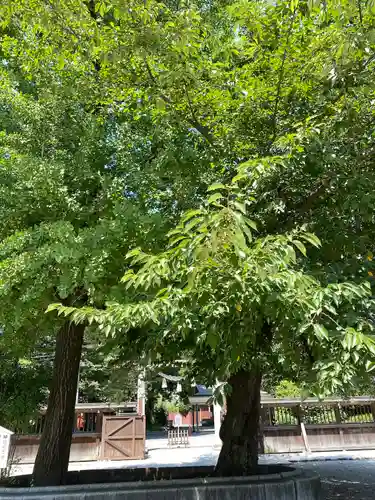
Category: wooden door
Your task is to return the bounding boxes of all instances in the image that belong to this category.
[101,415,145,460]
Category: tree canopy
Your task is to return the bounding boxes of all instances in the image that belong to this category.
[1,0,375,480]
[60,177,374,395]
[38,0,375,397]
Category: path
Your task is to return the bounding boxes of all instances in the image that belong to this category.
[300,460,375,499]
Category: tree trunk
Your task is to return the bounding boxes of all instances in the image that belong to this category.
[215,369,262,476]
[32,321,85,486]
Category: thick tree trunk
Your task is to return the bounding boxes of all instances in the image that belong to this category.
[215,369,262,476]
[32,321,85,486]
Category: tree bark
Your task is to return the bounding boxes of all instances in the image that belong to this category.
[215,369,262,476]
[32,321,85,486]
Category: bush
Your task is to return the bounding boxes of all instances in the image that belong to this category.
[274,380,302,399]
[154,394,191,415]
[0,356,49,432]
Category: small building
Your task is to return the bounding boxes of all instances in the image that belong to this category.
[167,387,274,433]
[167,385,214,432]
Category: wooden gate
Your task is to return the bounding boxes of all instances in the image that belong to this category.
[101,415,145,460]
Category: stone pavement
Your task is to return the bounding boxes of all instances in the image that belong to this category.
[11,441,375,476]
[10,445,220,476]
[300,460,375,499]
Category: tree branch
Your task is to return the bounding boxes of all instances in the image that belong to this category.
[184,84,215,145]
[145,58,215,146]
[357,0,363,26]
[269,10,297,150]
[295,176,332,216]
[144,59,172,105]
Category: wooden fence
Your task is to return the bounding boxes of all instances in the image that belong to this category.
[12,403,145,464]
[167,428,189,447]
[260,397,375,453]
[11,397,375,463]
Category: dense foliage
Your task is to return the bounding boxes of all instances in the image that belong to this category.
[78,344,140,403]
[1,0,375,480]
[0,0,221,483]
[0,355,49,432]
[61,179,374,395]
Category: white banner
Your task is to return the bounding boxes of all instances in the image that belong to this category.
[0,426,13,470]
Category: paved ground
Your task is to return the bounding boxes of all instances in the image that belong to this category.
[12,458,375,498]
[299,461,375,499]
[11,432,375,498]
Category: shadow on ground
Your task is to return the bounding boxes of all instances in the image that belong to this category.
[297,460,375,500]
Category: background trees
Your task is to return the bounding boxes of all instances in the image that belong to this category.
[0,354,50,432]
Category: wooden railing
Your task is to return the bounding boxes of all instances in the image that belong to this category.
[168,428,189,447]
[260,397,375,453]
[262,399,375,426]
[13,397,375,458]
[12,404,142,464]
[15,402,137,436]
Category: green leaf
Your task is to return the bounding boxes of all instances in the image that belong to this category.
[290,0,299,11]
[293,240,307,257]
[232,173,247,184]
[155,97,166,110]
[184,217,204,233]
[313,324,329,340]
[207,183,226,192]
[364,337,375,355]
[208,192,224,204]
[206,330,218,349]
[301,233,321,248]
[352,351,360,363]
[324,304,337,316]
[232,228,248,254]
[182,209,203,223]
[103,325,112,337]
[233,201,246,214]
[241,223,252,243]
[57,55,65,70]
[62,306,76,317]
[286,245,296,263]
[168,235,189,247]
[121,270,135,283]
[232,211,253,243]
[99,3,106,16]
[126,248,141,259]
[243,217,257,231]
[342,328,362,350]
[45,303,62,313]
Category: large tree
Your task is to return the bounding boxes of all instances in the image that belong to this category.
[2,0,375,481]
[0,77,150,485]
[48,0,375,476]
[0,2,217,485]
[60,179,374,474]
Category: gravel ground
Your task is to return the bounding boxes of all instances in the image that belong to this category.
[297,460,375,499]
